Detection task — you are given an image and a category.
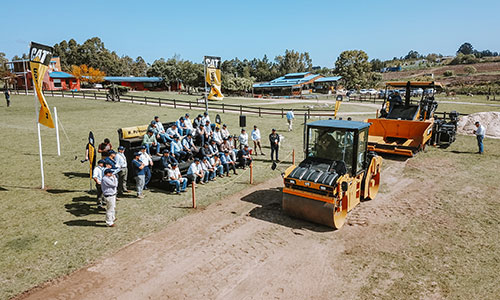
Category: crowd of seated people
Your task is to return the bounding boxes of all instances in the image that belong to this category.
[139,112,256,191]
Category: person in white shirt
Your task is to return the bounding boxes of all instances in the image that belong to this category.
[154,116,167,143]
[221,124,230,140]
[205,120,213,138]
[251,125,264,155]
[201,156,215,181]
[184,113,194,133]
[168,163,187,194]
[115,146,129,194]
[139,146,153,189]
[93,160,105,207]
[473,121,486,154]
[187,158,205,185]
[239,129,249,150]
[211,154,224,177]
[166,124,180,142]
[212,126,223,146]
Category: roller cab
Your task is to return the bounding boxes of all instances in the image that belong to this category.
[282,120,382,229]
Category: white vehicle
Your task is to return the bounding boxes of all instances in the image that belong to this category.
[359,89,368,94]
[368,88,378,95]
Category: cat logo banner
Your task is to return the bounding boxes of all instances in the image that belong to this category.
[86,131,96,179]
[204,56,223,100]
[29,42,55,128]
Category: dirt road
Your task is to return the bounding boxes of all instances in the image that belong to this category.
[18,160,412,300]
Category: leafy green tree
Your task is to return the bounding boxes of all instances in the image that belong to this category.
[275,50,312,74]
[222,73,254,94]
[131,56,148,76]
[404,50,421,60]
[370,59,385,72]
[334,50,372,89]
[457,42,474,55]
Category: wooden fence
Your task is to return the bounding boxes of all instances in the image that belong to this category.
[13,88,465,118]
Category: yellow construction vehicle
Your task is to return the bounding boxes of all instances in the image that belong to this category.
[366,81,457,156]
[282,120,383,229]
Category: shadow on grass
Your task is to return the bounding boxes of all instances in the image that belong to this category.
[450,150,476,154]
[63,172,89,178]
[46,189,81,194]
[65,196,104,217]
[241,187,332,232]
[63,220,107,227]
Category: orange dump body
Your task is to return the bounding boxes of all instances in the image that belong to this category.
[366,118,434,156]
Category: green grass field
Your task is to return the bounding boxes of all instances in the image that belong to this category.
[0,93,333,299]
[1,92,499,299]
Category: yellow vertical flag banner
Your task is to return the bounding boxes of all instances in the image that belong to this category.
[334,99,342,118]
[29,42,55,128]
[204,56,223,101]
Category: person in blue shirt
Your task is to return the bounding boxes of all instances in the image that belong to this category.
[237,145,253,169]
[170,135,187,162]
[221,150,238,177]
[181,133,197,160]
[286,109,295,131]
[161,149,178,169]
[132,152,145,198]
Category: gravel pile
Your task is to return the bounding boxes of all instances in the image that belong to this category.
[457,111,500,138]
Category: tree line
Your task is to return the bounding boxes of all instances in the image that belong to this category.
[2,38,498,91]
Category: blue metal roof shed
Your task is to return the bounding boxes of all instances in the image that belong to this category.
[314,76,341,83]
[49,71,76,79]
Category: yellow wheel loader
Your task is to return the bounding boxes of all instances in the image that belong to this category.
[282,120,383,229]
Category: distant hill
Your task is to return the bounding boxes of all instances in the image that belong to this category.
[382,61,500,88]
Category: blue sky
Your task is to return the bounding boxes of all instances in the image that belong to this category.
[1,0,499,67]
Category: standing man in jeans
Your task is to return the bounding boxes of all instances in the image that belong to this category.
[168,163,187,194]
[132,152,145,198]
[269,128,280,162]
[139,146,153,190]
[473,121,486,154]
[286,109,295,131]
[101,169,118,227]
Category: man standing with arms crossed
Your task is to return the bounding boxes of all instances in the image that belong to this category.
[269,128,280,163]
[102,169,118,227]
[139,145,153,189]
[473,121,486,154]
